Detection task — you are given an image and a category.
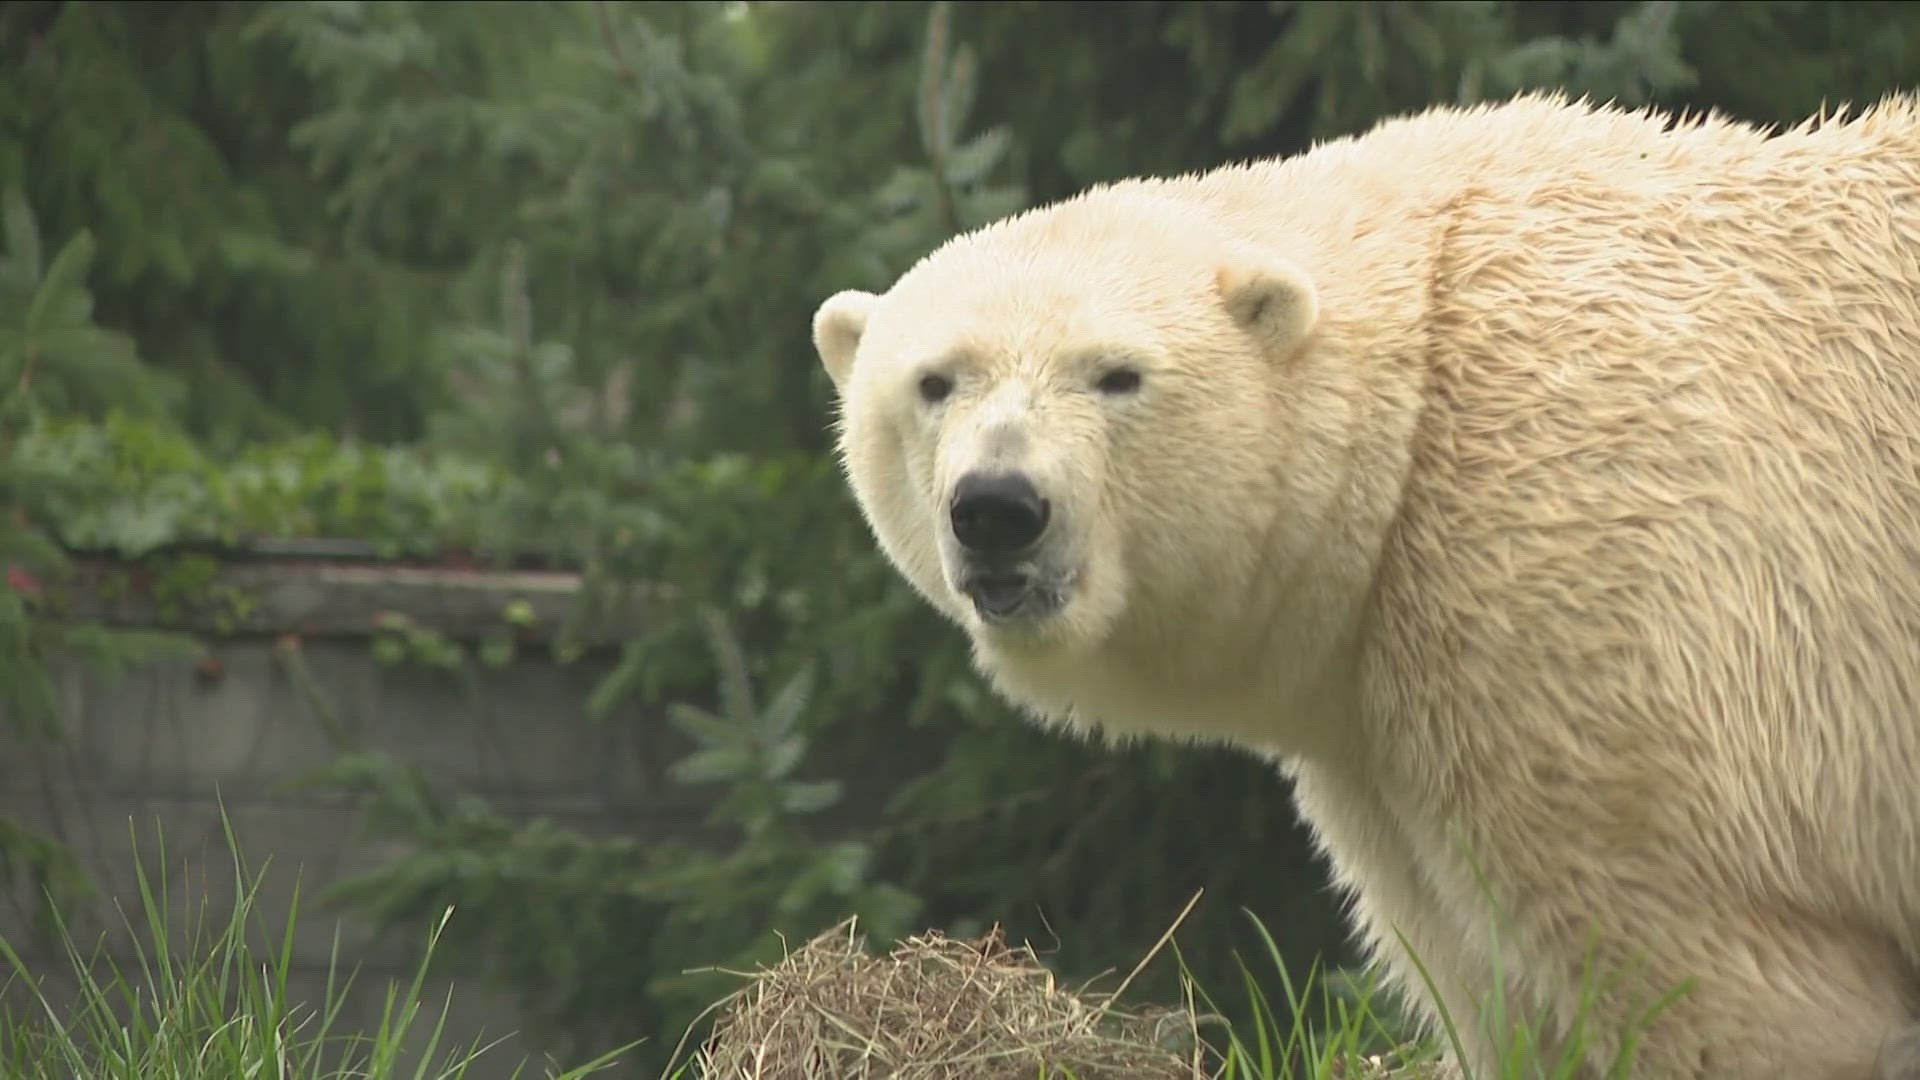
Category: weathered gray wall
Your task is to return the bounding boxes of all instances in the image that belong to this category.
[0,561,665,1078]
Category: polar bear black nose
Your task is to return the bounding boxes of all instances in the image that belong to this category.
[950,471,1051,557]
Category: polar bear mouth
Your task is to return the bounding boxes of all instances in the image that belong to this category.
[965,569,1033,619]
[958,565,1070,624]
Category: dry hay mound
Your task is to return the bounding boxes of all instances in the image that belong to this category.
[691,918,1212,1079]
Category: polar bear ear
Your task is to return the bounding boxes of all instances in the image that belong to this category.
[812,290,879,390]
[1215,256,1320,360]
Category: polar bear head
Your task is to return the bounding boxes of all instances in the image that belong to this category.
[811,186,1335,681]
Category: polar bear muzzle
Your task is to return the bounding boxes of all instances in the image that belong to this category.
[948,469,1059,622]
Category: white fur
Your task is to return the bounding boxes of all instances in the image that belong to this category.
[812,92,1920,1080]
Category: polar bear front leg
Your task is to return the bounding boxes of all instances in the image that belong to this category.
[1293,756,1919,1080]
[1394,818,1920,1080]
[1286,760,1540,1074]
[1543,909,1920,1080]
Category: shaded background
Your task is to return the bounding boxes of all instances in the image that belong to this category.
[3,1,1918,1074]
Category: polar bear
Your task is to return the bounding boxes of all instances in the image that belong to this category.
[809,92,1920,1080]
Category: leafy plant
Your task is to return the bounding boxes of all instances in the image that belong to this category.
[10,416,512,560]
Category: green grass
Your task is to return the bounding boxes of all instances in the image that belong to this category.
[0,815,635,1079]
[1157,906,1680,1080]
[0,816,1672,1080]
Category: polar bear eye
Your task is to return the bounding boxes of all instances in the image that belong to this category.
[917,373,954,405]
[1095,367,1143,396]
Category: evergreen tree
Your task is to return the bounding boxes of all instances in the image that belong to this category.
[0,1,444,443]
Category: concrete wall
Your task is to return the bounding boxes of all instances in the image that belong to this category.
[0,559,664,1078]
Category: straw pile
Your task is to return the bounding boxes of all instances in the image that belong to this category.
[690,918,1213,1079]
[689,917,1456,1080]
